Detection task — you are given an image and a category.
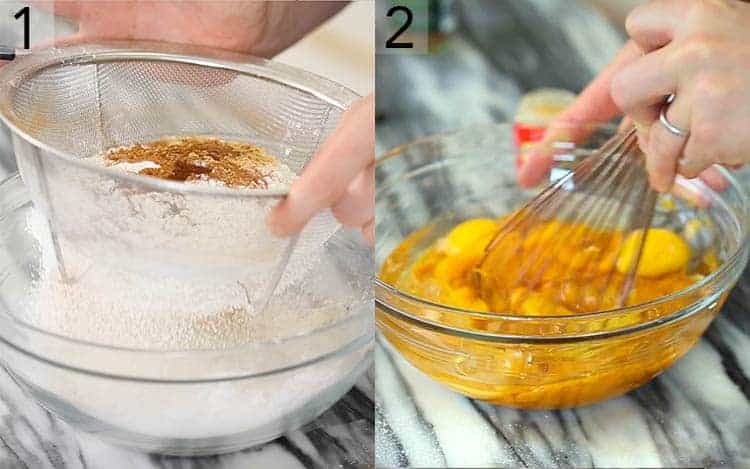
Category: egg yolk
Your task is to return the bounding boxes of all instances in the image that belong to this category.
[382,216,714,315]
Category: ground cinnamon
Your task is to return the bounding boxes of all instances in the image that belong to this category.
[105,137,277,188]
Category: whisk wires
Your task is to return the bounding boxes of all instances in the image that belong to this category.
[477,128,658,314]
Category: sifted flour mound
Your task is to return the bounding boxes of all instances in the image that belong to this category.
[23,206,349,350]
[22,169,342,350]
[30,135,337,303]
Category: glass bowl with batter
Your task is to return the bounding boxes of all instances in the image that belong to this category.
[375,123,750,409]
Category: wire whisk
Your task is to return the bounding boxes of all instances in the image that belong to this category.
[476,127,658,314]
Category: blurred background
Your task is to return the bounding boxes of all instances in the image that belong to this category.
[375,0,643,153]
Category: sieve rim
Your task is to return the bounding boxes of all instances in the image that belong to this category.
[0,41,361,199]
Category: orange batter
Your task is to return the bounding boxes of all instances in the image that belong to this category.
[378,215,722,408]
[381,217,717,315]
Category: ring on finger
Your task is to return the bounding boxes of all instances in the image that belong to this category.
[659,94,689,138]
[645,94,691,191]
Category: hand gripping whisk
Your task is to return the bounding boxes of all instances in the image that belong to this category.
[476,127,658,312]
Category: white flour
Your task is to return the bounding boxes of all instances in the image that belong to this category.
[8,147,370,443]
[24,206,349,349]
[26,140,338,303]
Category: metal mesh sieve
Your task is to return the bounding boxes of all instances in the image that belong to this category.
[0,42,360,313]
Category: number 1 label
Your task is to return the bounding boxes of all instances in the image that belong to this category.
[14,6,30,50]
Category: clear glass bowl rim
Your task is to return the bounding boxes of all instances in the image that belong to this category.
[374,122,750,341]
[0,40,361,199]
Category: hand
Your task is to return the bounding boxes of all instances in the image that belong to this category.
[519,0,749,193]
[517,41,644,188]
[32,1,346,57]
[267,94,375,246]
[610,0,750,192]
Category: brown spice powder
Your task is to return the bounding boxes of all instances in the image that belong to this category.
[105,137,278,188]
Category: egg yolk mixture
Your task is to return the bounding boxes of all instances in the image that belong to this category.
[378,215,721,408]
[381,217,718,315]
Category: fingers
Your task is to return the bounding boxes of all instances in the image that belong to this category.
[610,43,678,129]
[627,0,737,50]
[619,116,651,150]
[626,0,685,50]
[516,147,556,189]
[517,41,643,188]
[561,40,644,125]
[331,164,374,229]
[617,116,634,133]
[616,0,750,196]
[680,119,717,178]
[697,165,731,192]
[331,165,374,247]
[361,219,374,247]
[31,1,81,20]
[267,94,374,237]
[645,94,690,192]
[678,71,739,179]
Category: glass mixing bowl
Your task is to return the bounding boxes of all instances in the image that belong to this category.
[0,174,373,456]
[375,123,750,409]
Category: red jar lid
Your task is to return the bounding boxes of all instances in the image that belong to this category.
[514,88,576,167]
[514,88,576,143]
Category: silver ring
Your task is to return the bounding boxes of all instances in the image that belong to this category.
[659,95,689,138]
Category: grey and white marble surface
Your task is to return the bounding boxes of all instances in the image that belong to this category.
[0,371,373,469]
[375,0,750,467]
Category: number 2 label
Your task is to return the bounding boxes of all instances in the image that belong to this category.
[385,6,413,49]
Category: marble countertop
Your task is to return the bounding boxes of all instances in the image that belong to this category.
[0,371,373,468]
[375,1,750,467]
